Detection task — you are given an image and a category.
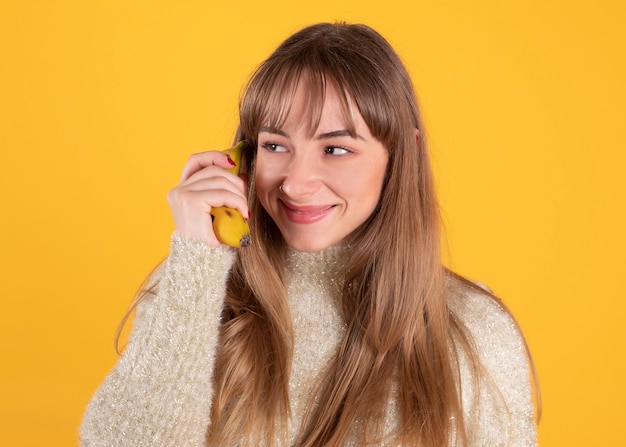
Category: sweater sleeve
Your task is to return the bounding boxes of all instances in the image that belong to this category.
[455,288,538,447]
[80,233,236,447]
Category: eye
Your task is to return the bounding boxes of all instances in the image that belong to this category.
[324,146,352,156]
[261,142,288,153]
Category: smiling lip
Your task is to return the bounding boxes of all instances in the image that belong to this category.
[279,200,336,224]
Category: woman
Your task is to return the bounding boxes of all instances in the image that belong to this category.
[80,22,539,446]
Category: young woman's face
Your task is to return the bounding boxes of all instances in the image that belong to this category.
[255,80,389,252]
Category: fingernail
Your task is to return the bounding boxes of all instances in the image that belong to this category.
[227,157,236,167]
[247,210,251,219]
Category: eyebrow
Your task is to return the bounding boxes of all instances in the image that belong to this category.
[258,127,364,140]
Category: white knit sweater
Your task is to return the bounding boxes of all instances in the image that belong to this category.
[80,234,537,446]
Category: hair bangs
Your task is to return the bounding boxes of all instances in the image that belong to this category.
[240,55,362,143]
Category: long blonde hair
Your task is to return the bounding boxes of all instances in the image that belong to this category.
[209,22,480,446]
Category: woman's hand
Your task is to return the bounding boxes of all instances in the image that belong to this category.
[167,150,249,246]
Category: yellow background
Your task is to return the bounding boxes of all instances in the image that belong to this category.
[1,0,624,445]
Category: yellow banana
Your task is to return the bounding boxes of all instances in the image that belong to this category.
[210,141,251,247]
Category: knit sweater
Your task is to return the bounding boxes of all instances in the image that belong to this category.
[80,234,538,446]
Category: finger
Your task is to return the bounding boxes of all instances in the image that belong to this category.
[167,187,249,243]
[169,175,249,221]
[179,151,234,183]
[169,188,249,216]
[182,165,245,193]
[178,177,247,206]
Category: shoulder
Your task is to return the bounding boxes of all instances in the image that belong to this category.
[446,273,538,446]
[447,274,526,369]
[135,233,237,315]
[168,232,237,274]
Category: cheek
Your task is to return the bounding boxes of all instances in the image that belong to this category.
[355,159,388,203]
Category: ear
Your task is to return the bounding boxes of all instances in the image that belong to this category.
[415,128,421,146]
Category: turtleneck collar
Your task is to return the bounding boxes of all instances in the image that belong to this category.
[283,245,350,300]
[285,245,349,276]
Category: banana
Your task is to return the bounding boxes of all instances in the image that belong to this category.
[210,141,251,247]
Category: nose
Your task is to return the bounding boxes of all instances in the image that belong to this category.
[280,154,322,199]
